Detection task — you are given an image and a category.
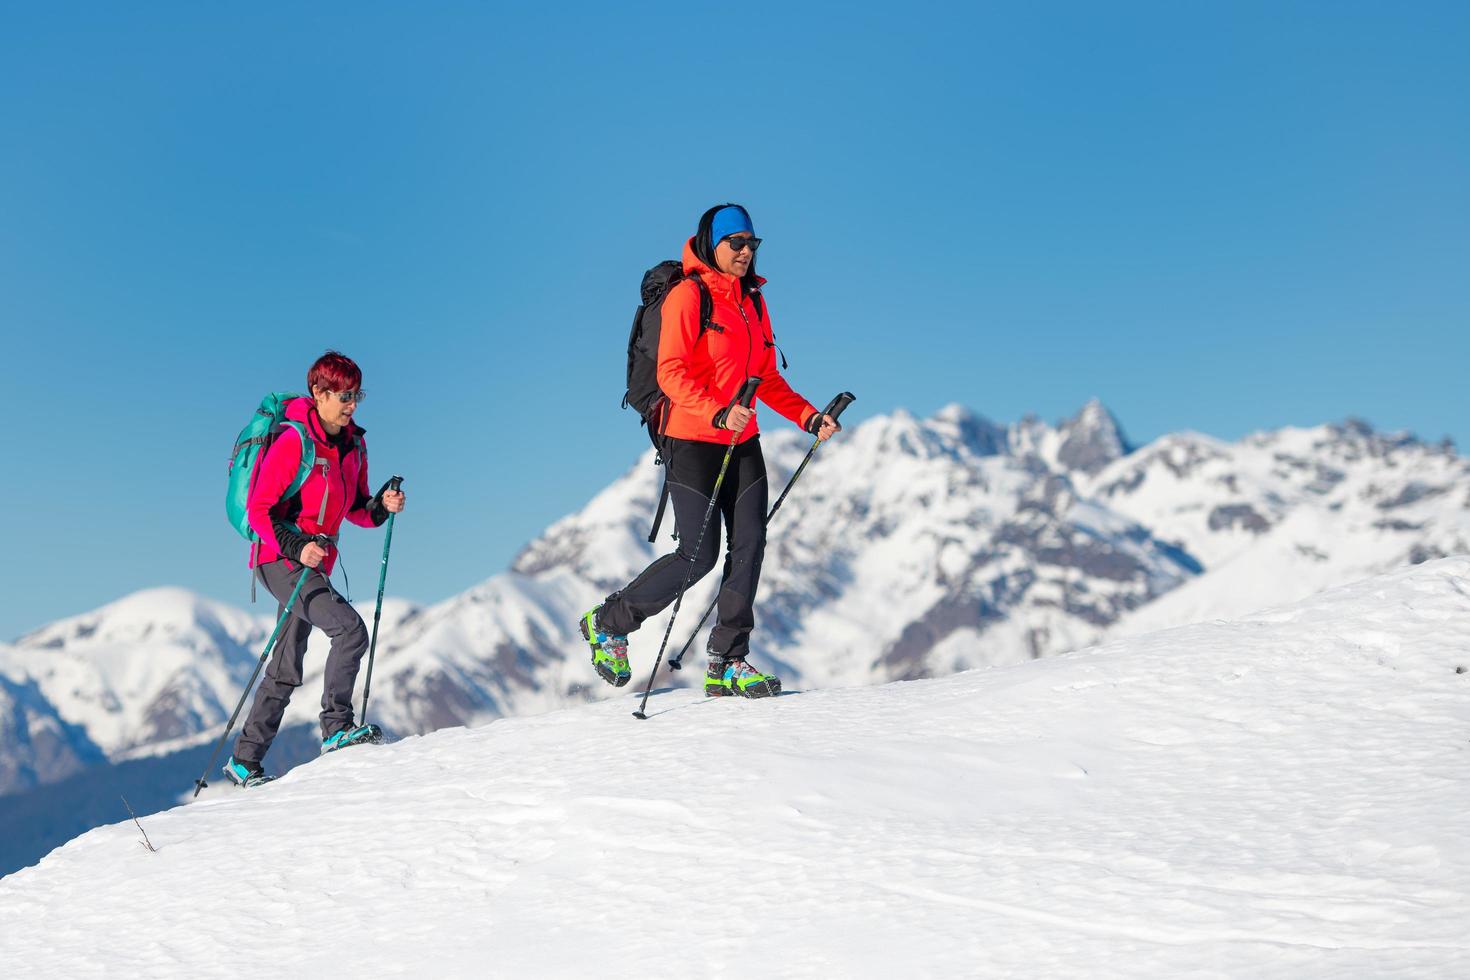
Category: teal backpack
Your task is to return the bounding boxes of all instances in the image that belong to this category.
[225,392,317,542]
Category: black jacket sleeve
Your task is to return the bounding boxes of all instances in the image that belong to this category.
[357,482,393,527]
[271,519,312,561]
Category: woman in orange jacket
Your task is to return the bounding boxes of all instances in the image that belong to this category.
[581,204,838,698]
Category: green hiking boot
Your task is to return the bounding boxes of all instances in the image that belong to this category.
[580,608,631,687]
[705,657,782,699]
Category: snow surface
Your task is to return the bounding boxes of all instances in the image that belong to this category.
[3,558,1468,978]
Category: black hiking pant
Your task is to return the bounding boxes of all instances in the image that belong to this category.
[598,435,769,661]
[234,559,369,764]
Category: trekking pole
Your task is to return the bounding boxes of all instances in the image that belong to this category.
[668,391,856,670]
[360,475,404,726]
[192,553,317,797]
[632,377,762,720]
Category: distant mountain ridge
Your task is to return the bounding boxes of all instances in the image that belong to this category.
[2,402,1466,811]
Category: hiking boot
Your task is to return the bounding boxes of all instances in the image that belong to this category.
[704,657,782,699]
[580,608,631,687]
[320,723,384,754]
[222,755,275,788]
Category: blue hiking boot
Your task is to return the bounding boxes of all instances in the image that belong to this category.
[579,608,631,687]
[320,723,384,755]
[704,657,782,699]
[222,755,275,788]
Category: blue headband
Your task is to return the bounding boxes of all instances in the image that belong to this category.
[710,206,754,245]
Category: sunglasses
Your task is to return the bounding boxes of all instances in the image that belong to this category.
[318,388,366,404]
[720,235,762,253]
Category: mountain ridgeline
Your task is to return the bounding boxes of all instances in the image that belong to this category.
[3,401,1467,805]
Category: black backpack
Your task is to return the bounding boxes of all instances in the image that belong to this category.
[622,260,774,541]
[623,262,712,431]
[622,261,715,541]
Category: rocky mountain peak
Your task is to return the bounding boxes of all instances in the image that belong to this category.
[1056,398,1132,475]
[928,403,1008,458]
[1323,417,1429,461]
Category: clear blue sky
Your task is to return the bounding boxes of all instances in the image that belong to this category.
[2,2,1466,639]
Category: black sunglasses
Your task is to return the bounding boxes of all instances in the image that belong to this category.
[318,388,366,404]
[720,235,762,253]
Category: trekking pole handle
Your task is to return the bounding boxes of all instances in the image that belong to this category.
[735,376,762,408]
[823,391,857,423]
[371,475,405,511]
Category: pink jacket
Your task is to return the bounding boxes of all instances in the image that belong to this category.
[246,398,379,573]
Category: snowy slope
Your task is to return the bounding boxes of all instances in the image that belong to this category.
[3,558,1467,978]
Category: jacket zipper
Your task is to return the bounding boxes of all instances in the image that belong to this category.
[735,293,755,396]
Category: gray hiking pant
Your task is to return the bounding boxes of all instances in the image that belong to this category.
[233,560,368,764]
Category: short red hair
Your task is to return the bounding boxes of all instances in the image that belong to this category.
[307,350,362,395]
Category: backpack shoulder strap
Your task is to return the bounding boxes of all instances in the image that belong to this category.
[686,271,716,336]
[278,420,316,499]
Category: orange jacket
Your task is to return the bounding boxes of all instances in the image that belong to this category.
[657,239,817,444]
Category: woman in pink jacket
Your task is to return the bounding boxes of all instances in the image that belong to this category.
[224,351,405,788]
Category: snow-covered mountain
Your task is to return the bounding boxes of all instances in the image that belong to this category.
[4,558,1468,976]
[349,400,1466,738]
[3,403,1466,811]
[1096,418,1469,632]
[0,590,271,797]
[0,664,107,795]
[0,590,422,798]
[4,588,271,754]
